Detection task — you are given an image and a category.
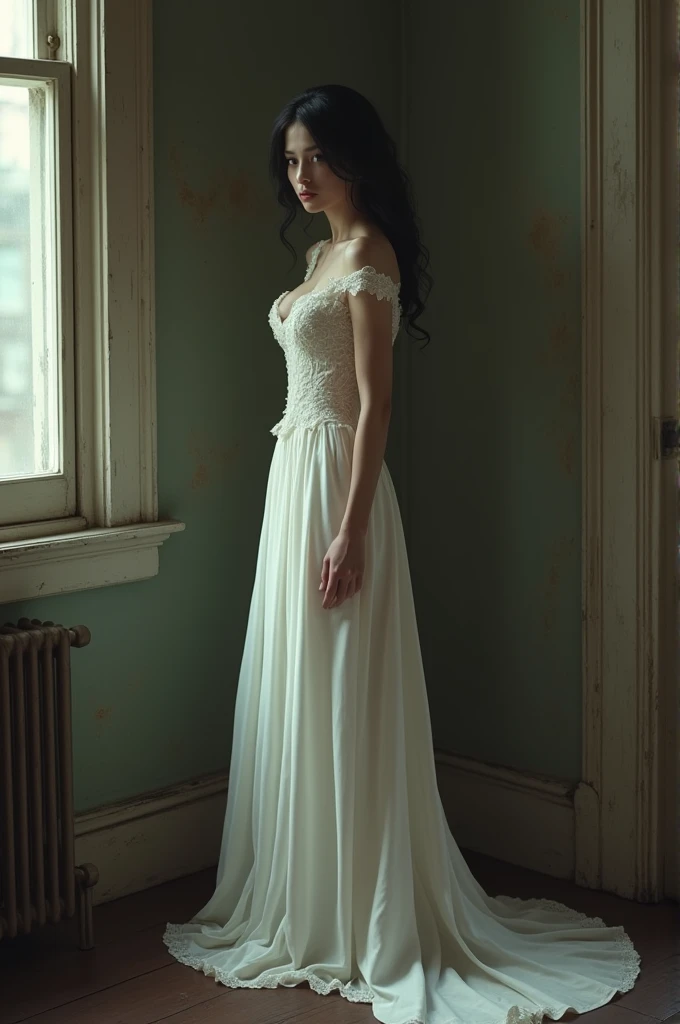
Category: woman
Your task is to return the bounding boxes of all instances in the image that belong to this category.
[163,84,641,1024]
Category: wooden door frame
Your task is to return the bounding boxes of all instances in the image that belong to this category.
[578,0,679,902]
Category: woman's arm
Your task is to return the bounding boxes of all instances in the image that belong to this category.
[340,402,392,537]
[340,238,396,536]
[318,237,398,609]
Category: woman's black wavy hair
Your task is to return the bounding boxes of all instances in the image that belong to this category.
[268,84,433,347]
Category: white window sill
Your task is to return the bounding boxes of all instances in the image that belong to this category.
[0,520,185,603]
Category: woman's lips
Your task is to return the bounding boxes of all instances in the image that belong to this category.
[300,192,316,200]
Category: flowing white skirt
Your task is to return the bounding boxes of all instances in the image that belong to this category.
[163,423,641,1024]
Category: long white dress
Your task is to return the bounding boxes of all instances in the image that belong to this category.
[163,239,642,1024]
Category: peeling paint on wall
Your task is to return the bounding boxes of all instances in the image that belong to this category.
[606,121,635,226]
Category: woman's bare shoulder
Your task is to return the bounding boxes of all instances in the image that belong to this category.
[343,235,400,282]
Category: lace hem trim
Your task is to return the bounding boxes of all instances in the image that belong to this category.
[491,895,642,998]
[162,893,641,1024]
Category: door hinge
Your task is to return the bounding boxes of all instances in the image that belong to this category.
[654,416,680,459]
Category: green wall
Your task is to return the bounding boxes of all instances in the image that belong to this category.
[1,0,583,813]
[1,0,403,813]
[404,0,582,779]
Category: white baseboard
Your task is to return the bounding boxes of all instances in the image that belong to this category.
[74,755,576,906]
[434,752,575,879]
[74,772,228,905]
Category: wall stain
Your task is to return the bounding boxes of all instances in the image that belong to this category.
[178,177,222,224]
[528,210,570,291]
[557,432,576,477]
[169,145,262,225]
[94,705,114,739]
[188,430,240,489]
[227,172,254,211]
[191,463,210,489]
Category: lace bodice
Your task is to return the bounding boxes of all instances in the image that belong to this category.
[267,239,402,438]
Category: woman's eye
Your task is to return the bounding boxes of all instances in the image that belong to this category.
[287,154,323,165]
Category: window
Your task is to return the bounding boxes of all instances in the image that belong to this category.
[0,23,73,523]
[0,0,184,602]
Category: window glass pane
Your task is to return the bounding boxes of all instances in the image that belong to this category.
[0,81,60,480]
[0,0,33,60]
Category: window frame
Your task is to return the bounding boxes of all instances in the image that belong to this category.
[0,55,75,523]
[0,0,184,603]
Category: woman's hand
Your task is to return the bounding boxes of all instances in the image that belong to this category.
[319,527,365,609]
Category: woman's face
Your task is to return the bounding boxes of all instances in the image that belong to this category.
[284,121,348,212]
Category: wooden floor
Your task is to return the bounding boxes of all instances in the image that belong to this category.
[0,849,678,1024]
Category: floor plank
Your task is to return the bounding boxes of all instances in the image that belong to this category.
[0,849,676,1024]
[614,954,680,1020]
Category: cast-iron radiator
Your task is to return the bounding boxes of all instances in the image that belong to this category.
[0,618,99,950]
